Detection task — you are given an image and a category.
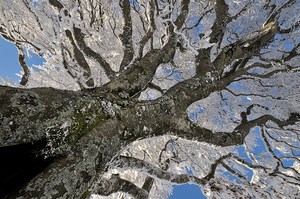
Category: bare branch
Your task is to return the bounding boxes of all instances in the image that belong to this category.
[278,20,300,34]
[17,47,30,86]
[73,27,116,79]
[171,108,300,147]
[113,155,206,185]
[132,0,156,64]
[264,0,297,26]
[213,21,278,74]
[65,29,94,87]
[119,0,134,70]
[210,0,230,44]
[102,0,191,96]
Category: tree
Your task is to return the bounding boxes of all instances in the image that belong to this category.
[0,0,299,198]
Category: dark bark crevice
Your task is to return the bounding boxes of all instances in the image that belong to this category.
[0,140,53,199]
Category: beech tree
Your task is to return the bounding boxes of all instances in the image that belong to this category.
[0,0,300,198]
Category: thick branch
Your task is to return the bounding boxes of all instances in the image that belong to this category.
[11,123,125,198]
[213,21,278,74]
[102,0,190,96]
[171,111,300,147]
[210,0,229,44]
[0,86,107,147]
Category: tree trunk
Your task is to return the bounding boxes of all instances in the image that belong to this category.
[0,85,174,198]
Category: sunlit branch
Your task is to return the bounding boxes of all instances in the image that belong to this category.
[264,0,297,26]
[61,45,85,89]
[220,161,249,181]
[212,0,297,78]
[22,0,43,31]
[0,30,32,86]
[221,58,250,78]
[112,155,206,185]
[96,174,148,199]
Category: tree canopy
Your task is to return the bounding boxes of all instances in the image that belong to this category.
[0,0,299,198]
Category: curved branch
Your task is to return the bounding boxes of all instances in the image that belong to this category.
[171,111,300,147]
[0,33,31,86]
[213,21,278,74]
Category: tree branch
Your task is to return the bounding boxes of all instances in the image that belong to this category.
[171,109,300,147]
[119,0,134,71]
[102,0,190,96]
[112,155,206,185]
[65,29,94,87]
[95,174,148,199]
[213,21,278,74]
[17,47,30,86]
[132,0,156,64]
[73,27,116,79]
[210,0,230,44]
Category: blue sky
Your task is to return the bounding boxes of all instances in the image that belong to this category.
[0,37,21,82]
[169,184,206,199]
[0,36,44,83]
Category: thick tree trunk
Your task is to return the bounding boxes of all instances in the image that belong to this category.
[0,84,248,198]
[0,85,175,198]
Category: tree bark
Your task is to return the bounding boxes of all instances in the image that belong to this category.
[0,84,248,198]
